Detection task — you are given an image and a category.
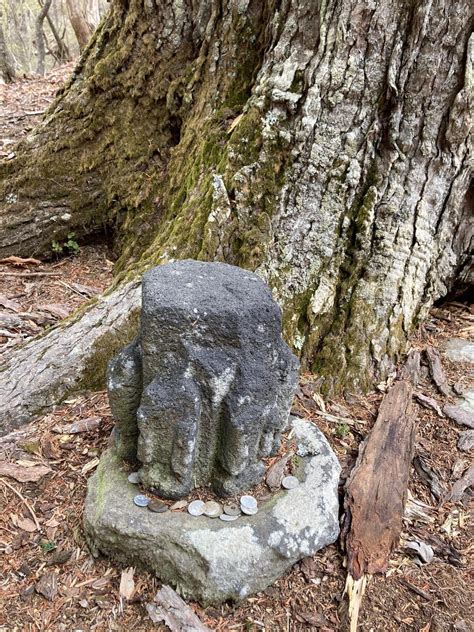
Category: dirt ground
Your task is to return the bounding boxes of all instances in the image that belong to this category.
[0,67,472,632]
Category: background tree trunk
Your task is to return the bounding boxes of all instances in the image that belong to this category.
[0,0,472,429]
[35,0,52,76]
[66,0,92,50]
[0,16,16,83]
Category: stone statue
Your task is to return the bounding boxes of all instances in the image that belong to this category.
[107,260,299,498]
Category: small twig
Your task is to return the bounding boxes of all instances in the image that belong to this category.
[0,271,59,278]
[399,578,431,601]
[0,477,41,530]
[58,279,86,296]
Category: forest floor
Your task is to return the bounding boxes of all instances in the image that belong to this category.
[0,67,473,632]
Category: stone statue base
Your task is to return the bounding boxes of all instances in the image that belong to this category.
[84,418,340,604]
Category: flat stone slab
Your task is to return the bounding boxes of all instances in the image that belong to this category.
[444,338,474,364]
[84,417,340,604]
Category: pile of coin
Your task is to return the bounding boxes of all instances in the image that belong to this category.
[128,462,302,519]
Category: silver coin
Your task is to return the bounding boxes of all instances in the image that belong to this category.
[240,495,257,510]
[223,503,241,516]
[188,500,205,516]
[241,505,258,516]
[281,475,300,490]
[127,472,140,485]
[133,494,150,507]
[203,501,222,518]
[219,513,239,522]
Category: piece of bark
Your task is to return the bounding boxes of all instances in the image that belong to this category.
[146,585,210,631]
[52,417,101,434]
[414,392,444,417]
[0,294,21,312]
[443,404,474,429]
[457,430,474,452]
[413,455,446,500]
[0,462,51,482]
[425,346,450,396]
[35,572,58,601]
[446,465,474,502]
[342,351,420,579]
[266,453,292,490]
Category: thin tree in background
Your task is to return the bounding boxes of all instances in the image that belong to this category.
[0,11,16,83]
[35,0,52,75]
[66,0,92,50]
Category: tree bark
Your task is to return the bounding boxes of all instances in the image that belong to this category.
[66,0,93,50]
[35,0,52,76]
[0,0,472,428]
[0,17,16,83]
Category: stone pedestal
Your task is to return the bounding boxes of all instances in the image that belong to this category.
[84,261,340,603]
[84,417,340,604]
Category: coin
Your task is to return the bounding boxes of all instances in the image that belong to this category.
[223,503,241,516]
[219,513,239,522]
[203,501,222,518]
[240,495,257,510]
[188,500,205,516]
[241,505,258,516]
[127,472,140,485]
[170,500,188,511]
[281,475,299,490]
[148,499,168,513]
[133,494,150,507]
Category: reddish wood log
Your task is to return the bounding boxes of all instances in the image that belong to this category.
[342,352,420,580]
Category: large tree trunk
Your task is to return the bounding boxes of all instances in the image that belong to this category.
[0,0,472,430]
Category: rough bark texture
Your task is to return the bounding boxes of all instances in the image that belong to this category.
[342,352,419,579]
[0,282,140,432]
[0,0,472,427]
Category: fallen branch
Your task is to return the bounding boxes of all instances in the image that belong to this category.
[341,351,420,631]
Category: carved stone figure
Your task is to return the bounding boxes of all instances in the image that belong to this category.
[107,260,299,498]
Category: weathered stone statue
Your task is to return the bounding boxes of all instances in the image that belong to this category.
[107,260,299,498]
[84,260,341,604]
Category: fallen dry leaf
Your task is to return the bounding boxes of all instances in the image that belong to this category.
[0,461,51,482]
[17,517,38,533]
[119,567,135,601]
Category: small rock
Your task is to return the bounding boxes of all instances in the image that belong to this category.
[444,403,474,429]
[458,430,474,452]
[445,338,474,364]
[170,500,188,511]
[148,500,168,513]
[266,454,291,490]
